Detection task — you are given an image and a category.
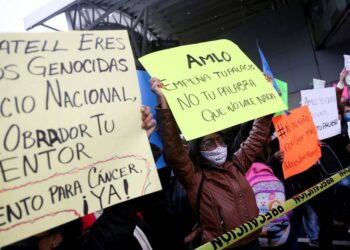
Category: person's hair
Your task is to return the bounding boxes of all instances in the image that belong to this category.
[188,138,202,169]
[223,121,254,154]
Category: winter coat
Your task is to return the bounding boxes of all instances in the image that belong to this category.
[157,108,272,248]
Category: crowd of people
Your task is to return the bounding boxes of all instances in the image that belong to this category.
[3,68,350,250]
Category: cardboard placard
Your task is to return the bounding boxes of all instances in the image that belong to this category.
[0,31,161,247]
[273,106,321,179]
[139,40,286,140]
[301,87,341,140]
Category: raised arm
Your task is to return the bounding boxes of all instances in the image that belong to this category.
[233,114,273,172]
[336,68,349,105]
[150,78,200,190]
[141,105,156,138]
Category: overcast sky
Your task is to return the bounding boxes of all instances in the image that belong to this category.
[0,0,67,32]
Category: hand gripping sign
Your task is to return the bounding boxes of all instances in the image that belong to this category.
[139,39,286,140]
[0,31,161,247]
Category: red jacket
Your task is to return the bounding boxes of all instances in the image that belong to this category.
[157,108,272,248]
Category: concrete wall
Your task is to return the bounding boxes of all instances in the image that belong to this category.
[216,2,350,109]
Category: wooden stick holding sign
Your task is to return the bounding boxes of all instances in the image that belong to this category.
[0,31,161,247]
[139,39,286,140]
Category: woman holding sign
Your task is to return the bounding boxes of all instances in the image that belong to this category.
[150,78,273,249]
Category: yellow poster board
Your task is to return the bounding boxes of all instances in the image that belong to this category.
[139,39,286,140]
[0,31,161,247]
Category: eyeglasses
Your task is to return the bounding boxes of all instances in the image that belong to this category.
[200,136,226,151]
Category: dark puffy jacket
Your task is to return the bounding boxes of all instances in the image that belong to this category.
[157,108,272,248]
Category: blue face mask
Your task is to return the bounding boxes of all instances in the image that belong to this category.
[344,112,350,122]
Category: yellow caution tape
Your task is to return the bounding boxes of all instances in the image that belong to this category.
[195,166,350,250]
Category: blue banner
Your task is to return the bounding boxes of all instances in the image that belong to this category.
[257,43,281,94]
[137,70,166,169]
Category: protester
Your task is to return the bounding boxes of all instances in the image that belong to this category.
[267,140,338,250]
[323,68,349,158]
[320,68,350,236]
[263,67,350,249]
[149,77,274,249]
[302,204,319,248]
[4,41,350,250]
[331,68,350,238]
[165,135,198,250]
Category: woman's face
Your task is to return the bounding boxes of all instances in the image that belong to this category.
[199,133,226,151]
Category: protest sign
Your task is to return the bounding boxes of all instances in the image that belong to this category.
[137,70,166,168]
[274,79,288,116]
[139,39,286,140]
[312,78,325,89]
[301,87,341,140]
[272,106,321,179]
[0,31,161,247]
